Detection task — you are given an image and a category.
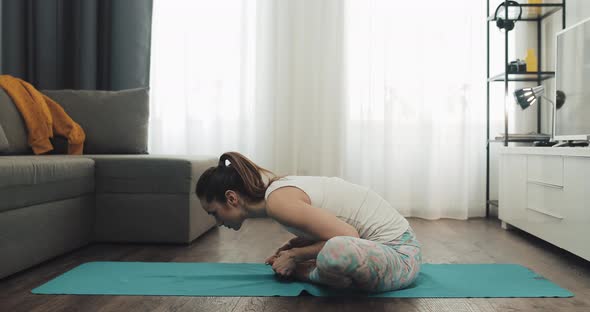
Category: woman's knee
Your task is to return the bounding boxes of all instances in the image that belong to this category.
[317,236,364,274]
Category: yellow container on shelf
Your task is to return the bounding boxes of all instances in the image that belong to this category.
[529,0,542,16]
[525,48,538,72]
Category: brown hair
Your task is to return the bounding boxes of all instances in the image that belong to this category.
[196,151,283,203]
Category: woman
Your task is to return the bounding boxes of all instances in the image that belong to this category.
[196,151,421,292]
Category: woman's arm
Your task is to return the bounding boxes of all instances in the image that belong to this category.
[289,236,317,248]
[266,188,360,241]
[265,187,359,276]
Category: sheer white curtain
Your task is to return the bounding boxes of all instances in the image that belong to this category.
[149,0,260,159]
[149,0,486,219]
[149,0,346,175]
[343,1,487,219]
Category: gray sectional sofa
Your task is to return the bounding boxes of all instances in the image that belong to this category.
[0,88,217,279]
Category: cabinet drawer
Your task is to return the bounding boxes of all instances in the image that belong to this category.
[527,155,563,186]
[526,181,564,221]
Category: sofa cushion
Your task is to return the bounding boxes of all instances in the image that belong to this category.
[0,89,31,155]
[42,88,149,155]
[0,156,95,212]
[86,154,218,243]
[85,154,215,194]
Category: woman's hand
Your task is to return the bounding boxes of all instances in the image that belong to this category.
[265,236,317,265]
[271,250,297,278]
[265,240,293,265]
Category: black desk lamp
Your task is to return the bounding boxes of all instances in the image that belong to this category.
[513,85,557,146]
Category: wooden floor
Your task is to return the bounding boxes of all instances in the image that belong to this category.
[1,217,590,312]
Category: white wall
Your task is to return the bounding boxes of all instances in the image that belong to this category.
[567,1,590,25]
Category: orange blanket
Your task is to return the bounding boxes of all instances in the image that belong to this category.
[0,75,85,155]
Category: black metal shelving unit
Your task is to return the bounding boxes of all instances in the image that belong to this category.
[486,0,566,217]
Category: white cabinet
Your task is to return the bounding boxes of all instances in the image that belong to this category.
[499,147,590,262]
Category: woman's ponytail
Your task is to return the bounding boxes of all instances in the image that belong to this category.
[197,151,282,203]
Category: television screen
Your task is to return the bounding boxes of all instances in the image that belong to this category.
[554,17,590,141]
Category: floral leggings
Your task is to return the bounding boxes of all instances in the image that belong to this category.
[307,227,422,292]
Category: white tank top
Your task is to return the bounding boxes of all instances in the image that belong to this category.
[264,176,409,243]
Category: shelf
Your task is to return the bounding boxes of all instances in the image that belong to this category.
[489,139,537,143]
[487,2,564,22]
[490,133,551,144]
[488,72,554,82]
[485,0,565,218]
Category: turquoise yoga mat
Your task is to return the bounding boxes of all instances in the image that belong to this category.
[32,262,573,298]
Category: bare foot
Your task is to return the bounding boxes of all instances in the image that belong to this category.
[293,261,316,283]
